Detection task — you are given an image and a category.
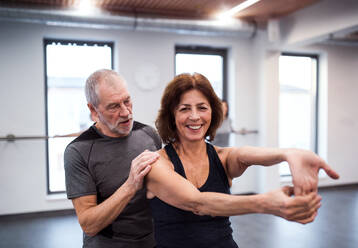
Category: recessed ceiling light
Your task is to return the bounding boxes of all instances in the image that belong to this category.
[77,0,97,16]
[217,0,261,20]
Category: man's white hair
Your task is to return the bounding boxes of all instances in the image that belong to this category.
[85,69,127,107]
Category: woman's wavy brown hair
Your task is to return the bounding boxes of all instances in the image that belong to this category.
[155,73,223,144]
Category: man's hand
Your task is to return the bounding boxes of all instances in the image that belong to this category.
[264,186,322,224]
[71,150,159,237]
[125,150,159,194]
[285,149,339,196]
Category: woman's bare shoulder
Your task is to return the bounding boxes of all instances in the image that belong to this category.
[146,147,175,198]
[157,148,167,158]
[213,145,235,176]
[213,145,232,159]
[153,148,173,170]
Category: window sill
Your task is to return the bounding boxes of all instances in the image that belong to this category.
[46,193,68,201]
[280,175,293,184]
[280,174,328,185]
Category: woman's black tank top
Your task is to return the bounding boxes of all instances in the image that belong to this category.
[150,142,238,248]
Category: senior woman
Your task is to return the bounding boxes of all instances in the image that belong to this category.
[145,73,339,248]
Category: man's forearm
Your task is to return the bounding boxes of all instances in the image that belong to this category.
[76,151,157,236]
[75,182,136,236]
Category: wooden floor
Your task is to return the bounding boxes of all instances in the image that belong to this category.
[1,185,357,248]
[231,184,358,248]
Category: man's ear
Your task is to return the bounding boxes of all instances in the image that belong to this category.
[88,103,99,122]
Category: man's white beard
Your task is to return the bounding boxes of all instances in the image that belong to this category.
[98,113,133,136]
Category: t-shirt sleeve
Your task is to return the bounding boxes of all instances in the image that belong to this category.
[146,126,162,150]
[154,131,162,150]
[64,144,97,199]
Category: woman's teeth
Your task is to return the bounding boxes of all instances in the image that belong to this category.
[188,125,201,130]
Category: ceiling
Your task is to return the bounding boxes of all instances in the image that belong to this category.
[0,0,320,23]
[1,0,357,44]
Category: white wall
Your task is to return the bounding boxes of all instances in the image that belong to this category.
[296,44,358,188]
[256,41,358,192]
[279,0,358,46]
[324,45,358,186]
[261,0,358,191]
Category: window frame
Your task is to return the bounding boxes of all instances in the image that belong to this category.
[175,45,228,101]
[43,38,114,194]
[279,52,319,177]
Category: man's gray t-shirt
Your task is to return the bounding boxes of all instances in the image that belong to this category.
[64,121,162,248]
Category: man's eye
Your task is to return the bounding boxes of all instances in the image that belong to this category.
[108,104,120,110]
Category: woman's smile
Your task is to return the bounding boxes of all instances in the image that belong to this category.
[175,89,212,142]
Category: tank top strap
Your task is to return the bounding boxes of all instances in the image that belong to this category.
[164,143,186,177]
[206,142,230,189]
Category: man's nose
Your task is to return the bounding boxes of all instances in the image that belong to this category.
[118,106,130,116]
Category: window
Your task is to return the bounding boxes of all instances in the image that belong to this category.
[279,54,318,177]
[44,39,113,193]
[175,46,227,100]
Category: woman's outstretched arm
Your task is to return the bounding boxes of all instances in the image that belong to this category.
[146,153,321,224]
[223,146,339,195]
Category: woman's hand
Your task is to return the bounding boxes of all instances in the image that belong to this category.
[263,186,322,224]
[285,149,339,196]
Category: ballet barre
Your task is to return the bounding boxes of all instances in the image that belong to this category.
[0,134,73,142]
[234,128,259,135]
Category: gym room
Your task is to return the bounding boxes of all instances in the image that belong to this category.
[0,0,357,247]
